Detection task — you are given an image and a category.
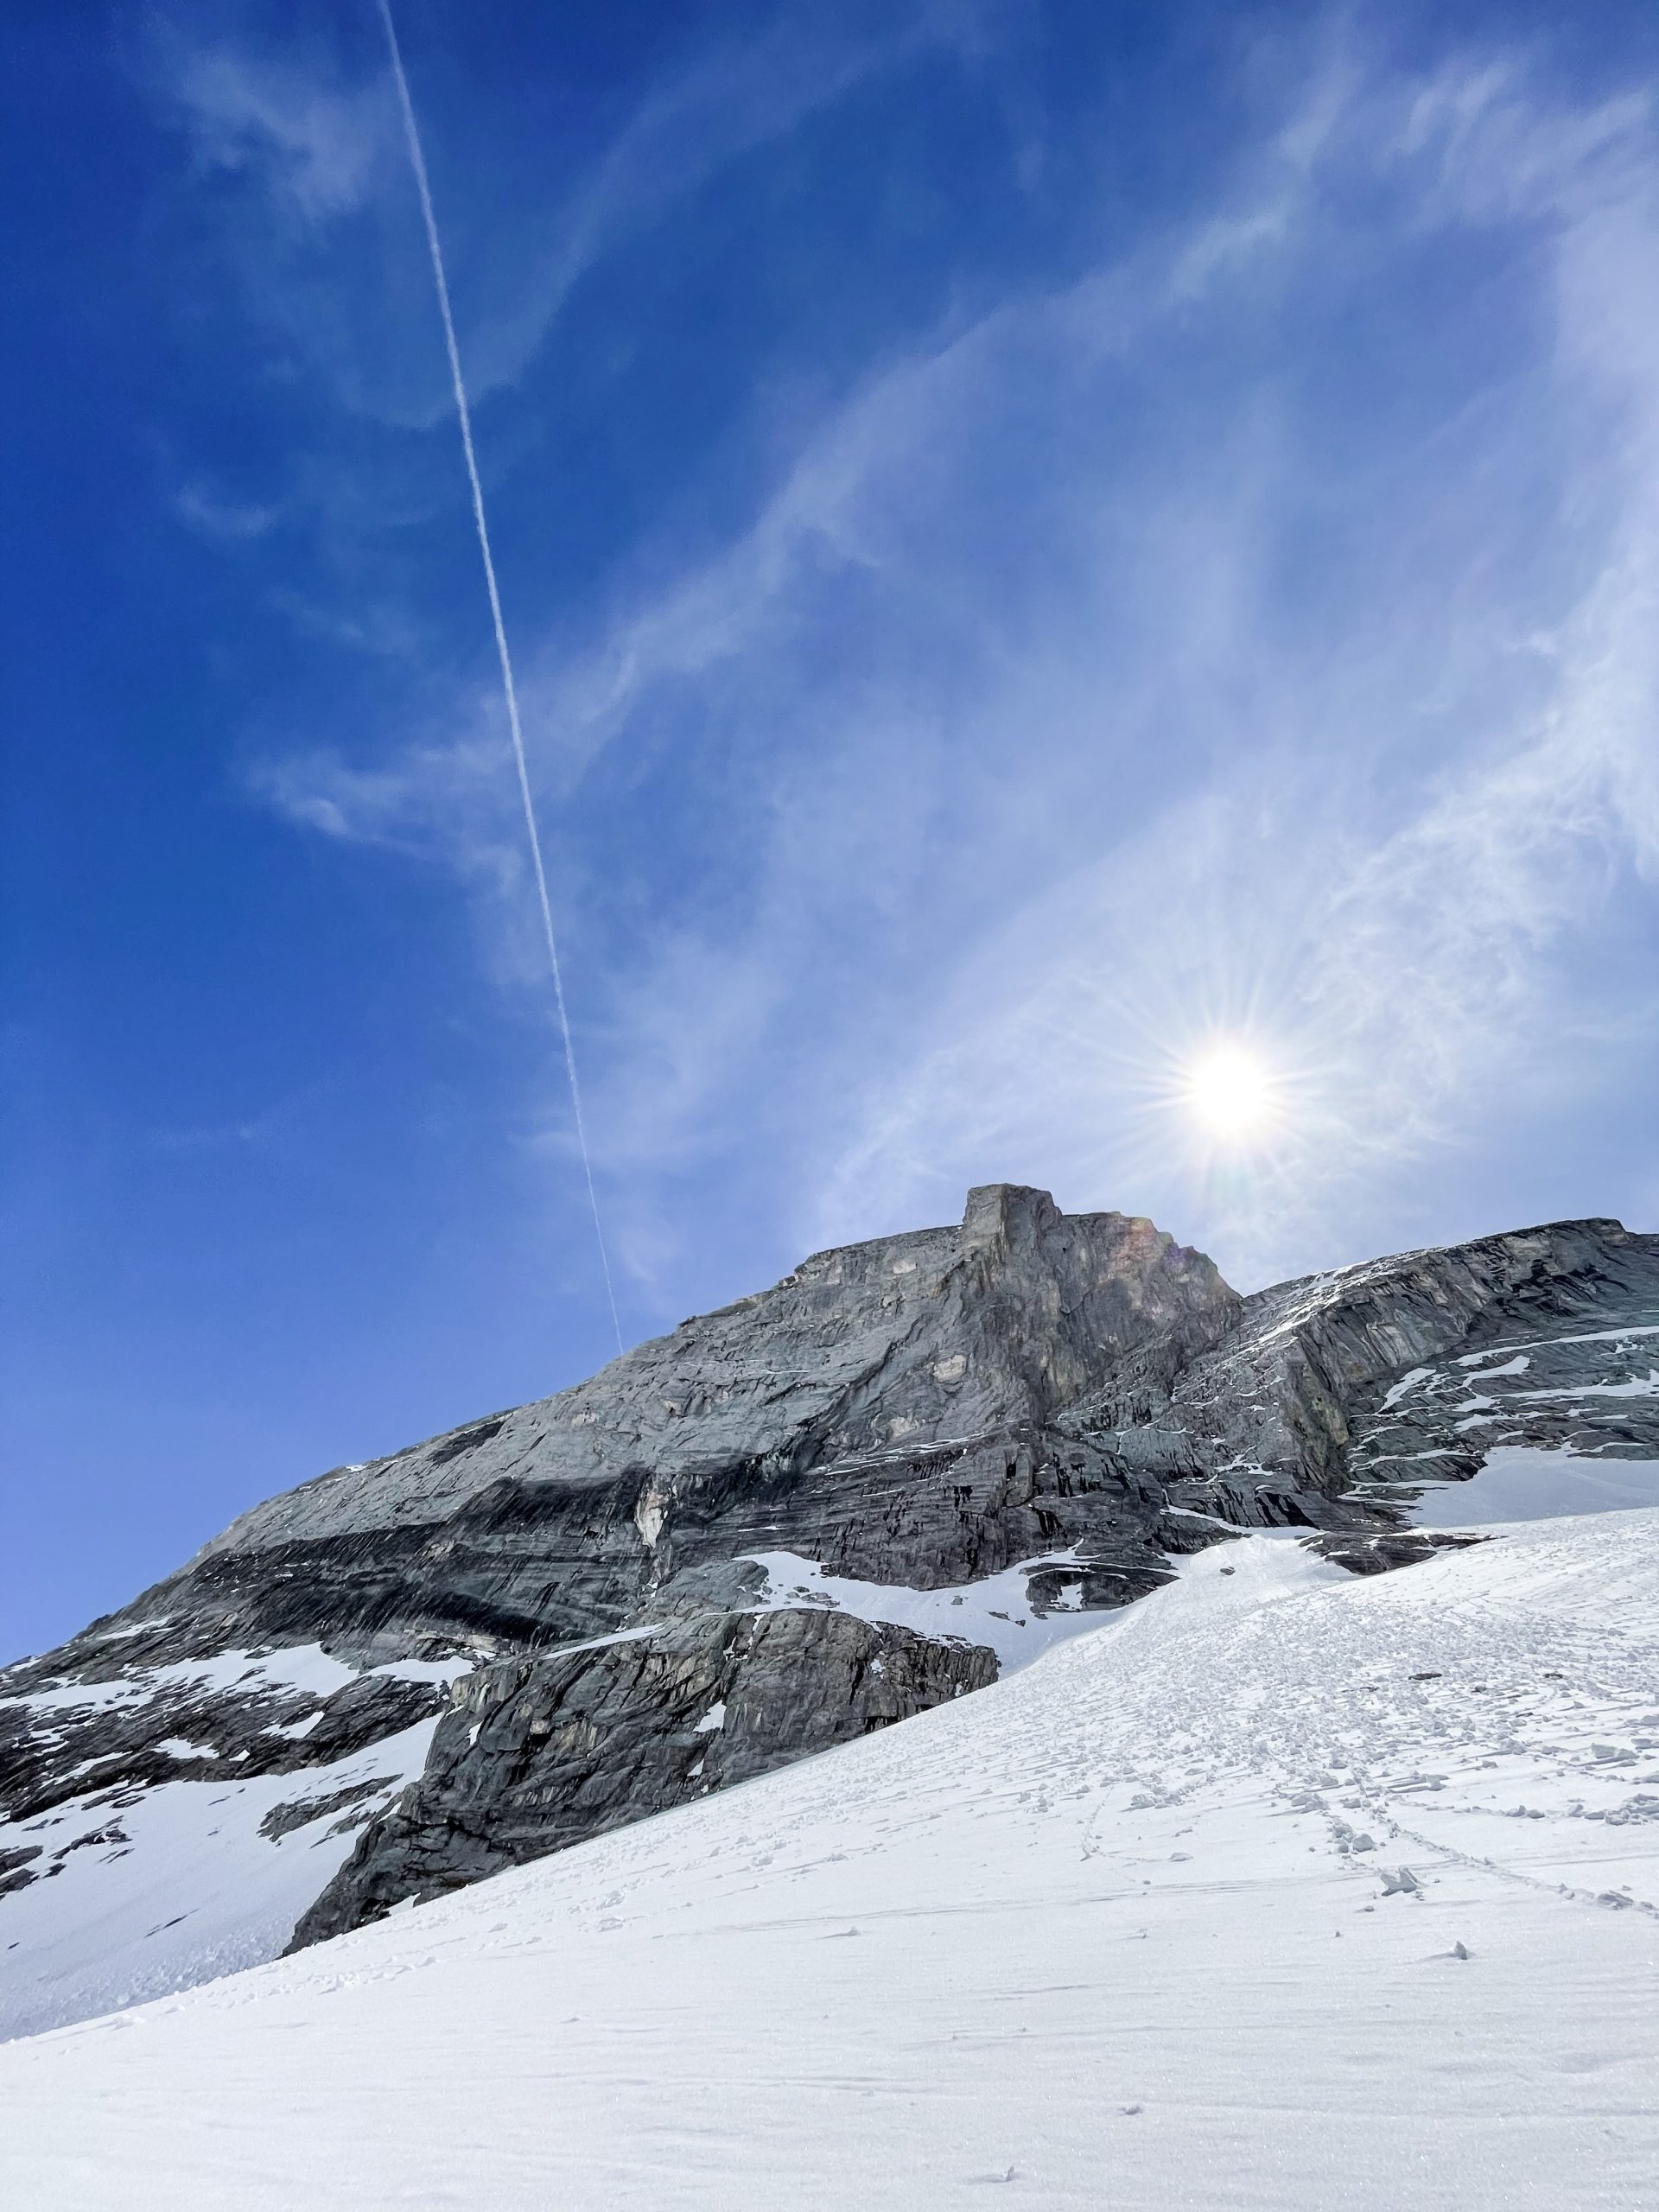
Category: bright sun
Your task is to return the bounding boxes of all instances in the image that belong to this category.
[1183,1046,1278,1140]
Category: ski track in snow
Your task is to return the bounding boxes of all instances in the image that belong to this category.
[3,1512,1656,2210]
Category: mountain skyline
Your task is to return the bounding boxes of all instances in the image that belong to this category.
[6,1180,1656,2044]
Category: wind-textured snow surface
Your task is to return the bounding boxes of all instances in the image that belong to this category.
[3,1514,1656,2211]
[0,1566,1099,2045]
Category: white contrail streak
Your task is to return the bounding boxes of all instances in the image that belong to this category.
[377,0,623,1355]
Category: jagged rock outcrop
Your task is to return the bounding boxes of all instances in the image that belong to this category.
[1064,1214,1659,1510]
[3,1186,1656,2033]
[291,1605,995,1948]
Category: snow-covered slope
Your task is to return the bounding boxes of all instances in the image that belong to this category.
[3,1510,1655,2212]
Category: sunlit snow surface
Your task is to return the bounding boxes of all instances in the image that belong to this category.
[0,1555,1152,2045]
[3,1515,1656,2210]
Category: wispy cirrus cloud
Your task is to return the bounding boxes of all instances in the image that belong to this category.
[161,38,391,220]
[145,0,990,426]
[249,22,1659,1301]
[797,60,1659,1281]
[172,479,283,541]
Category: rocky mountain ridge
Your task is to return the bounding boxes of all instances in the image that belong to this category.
[3,1185,1656,2036]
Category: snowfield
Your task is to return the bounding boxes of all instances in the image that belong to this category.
[3,1510,1656,2210]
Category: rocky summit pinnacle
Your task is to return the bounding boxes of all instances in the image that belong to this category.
[3,1189,1656,2038]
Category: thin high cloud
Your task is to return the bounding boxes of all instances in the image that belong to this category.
[462,1,1001,411]
[807,60,1659,1281]
[162,40,391,220]
[254,29,1659,1298]
[173,480,283,542]
[147,1,984,427]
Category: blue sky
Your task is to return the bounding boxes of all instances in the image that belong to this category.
[5,0,1659,1660]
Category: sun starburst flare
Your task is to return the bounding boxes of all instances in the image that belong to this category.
[1181,1045,1282,1143]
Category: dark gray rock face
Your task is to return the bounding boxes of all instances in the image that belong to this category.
[291,1608,995,1948]
[183,1182,1236,1640]
[11,1186,1226,1689]
[4,1187,1656,1989]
